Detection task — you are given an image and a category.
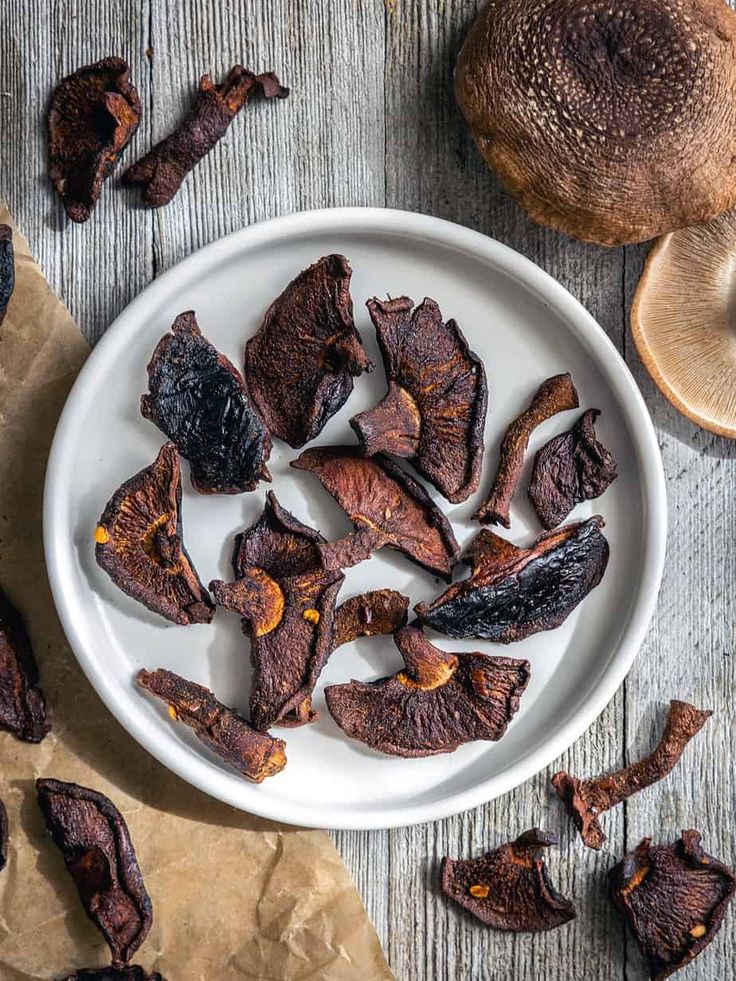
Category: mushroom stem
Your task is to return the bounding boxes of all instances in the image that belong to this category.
[350,381,421,456]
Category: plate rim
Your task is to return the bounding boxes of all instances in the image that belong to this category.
[43,206,667,829]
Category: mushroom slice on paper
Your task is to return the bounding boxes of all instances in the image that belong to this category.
[553,700,711,850]
[609,831,736,981]
[291,446,460,580]
[325,623,529,757]
[62,969,165,980]
[0,588,50,743]
[442,829,575,931]
[0,225,14,326]
[350,296,488,502]
[0,797,7,872]
[415,517,608,642]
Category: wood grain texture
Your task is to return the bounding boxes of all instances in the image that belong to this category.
[1,0,734,978]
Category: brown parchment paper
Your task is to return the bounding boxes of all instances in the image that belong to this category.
[0,202,394,981]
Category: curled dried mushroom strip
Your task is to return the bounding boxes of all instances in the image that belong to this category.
[609,831,736,981]
[137,669,286,782]
[350,296,488,502]
[0,796,7,872]
[442,829,575,931]
[332,589,409,649]
[0,587,50,742]
[325,623,529,757]
[553,700,711,850]
[0,225,14,326]
[62,970,164,981]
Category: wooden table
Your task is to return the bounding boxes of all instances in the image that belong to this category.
[3,3,733,978]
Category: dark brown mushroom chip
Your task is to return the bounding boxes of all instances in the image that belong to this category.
[475,373,579,526]
[442,829,575,931]
[48,58,141,222]
[141,311,271,494]
[332,589,409,649]
[350,296,488,503]
[61,969,164,981]
[210,492,343,729]
[325,623,529,757]
[95,443,214,626]
[0,587,50,743]
[124,67,287,207]
[0,796,7,872]
[0,225,14,326]
[245,255,373,448]
[291,446,460,580]
[609,831,736,981]
[137,668,286,782]
[553,700,711,850]
[528,409,618,529]
[37,779,153,969]
[416,516,608,642]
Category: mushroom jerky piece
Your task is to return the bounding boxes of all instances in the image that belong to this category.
[37,779,153,969]
[0,225,14,326]
[291,447,460,581]
[210,492,343,729]
[350,296,488,502]
[553,700,711,850]
[441,829,575,931]
[245,255,373,448]
[325,623,530,758]
[332,589,409,649]
[475,373,579,526]
[95,443,214,626]
[137,669,286,782]
[0,587,50,742]
[61,970,165,981]
[141,311,271,494]
[0,796,7,872]
[609,831,736,981]
[416,516,608,642]
[48,58,141,222]
[528,409,617,529]
[124,67,288,207]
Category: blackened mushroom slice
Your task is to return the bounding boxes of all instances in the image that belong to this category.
[325,623,529,757]
[528,409,617,529]
[62,969,165,981]
[475,373,579,526]
[95,443,214,626]
[141,311,271,494]
[291,447,460,580]
[350,296,488,502]
[553,700,711,850]
[442,829,575,931]
[0,587,50,742]
[332,590,409,649]
[48,58,141,222]
[36,779,153,969]
[416,516,608,642]
[244,255,373,447]
[0,796,7,872]
[609,831,736,981]
[137,669,286,782]
[210,492,343,729]
[0,225,14,326]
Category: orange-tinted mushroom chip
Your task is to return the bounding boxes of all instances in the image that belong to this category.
[416,516,608,642]
[0,587,50,743]
[291,447,460,580]
[325,623,529,757]
[137,668,286,783]
[609,831,735,981]
[332,589,409,649]
[442,829,575,931]
[350,296,488,502]
[244,255,373,448]
[210,492,343,730]
[95,443,214,626]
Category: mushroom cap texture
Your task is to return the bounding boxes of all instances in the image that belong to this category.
[455,0,736,245]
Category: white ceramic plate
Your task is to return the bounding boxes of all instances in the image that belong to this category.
[44,208,666,830]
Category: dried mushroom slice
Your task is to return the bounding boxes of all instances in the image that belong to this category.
[137,669,286,782]
[95,443,214,625]
[553,700,711,850]
[325,623,529,757]
[210,492,343,729]
[0,225,14,326]
[332,590,409,649]
[49,58,141,222]
[62,970,164,981]
[442,829,575,931]
[0,796,7,872]
[350,296,488,502]
[124,67,287,207]
[0,587,50,742]
[244,255,373,447]
[291,447,460,580]
[141,311,271,494]
[37,779,153,969]
[609,831,736,981]
[476,373,579,526]
[417,516,608,642]
[529,409,617,529]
